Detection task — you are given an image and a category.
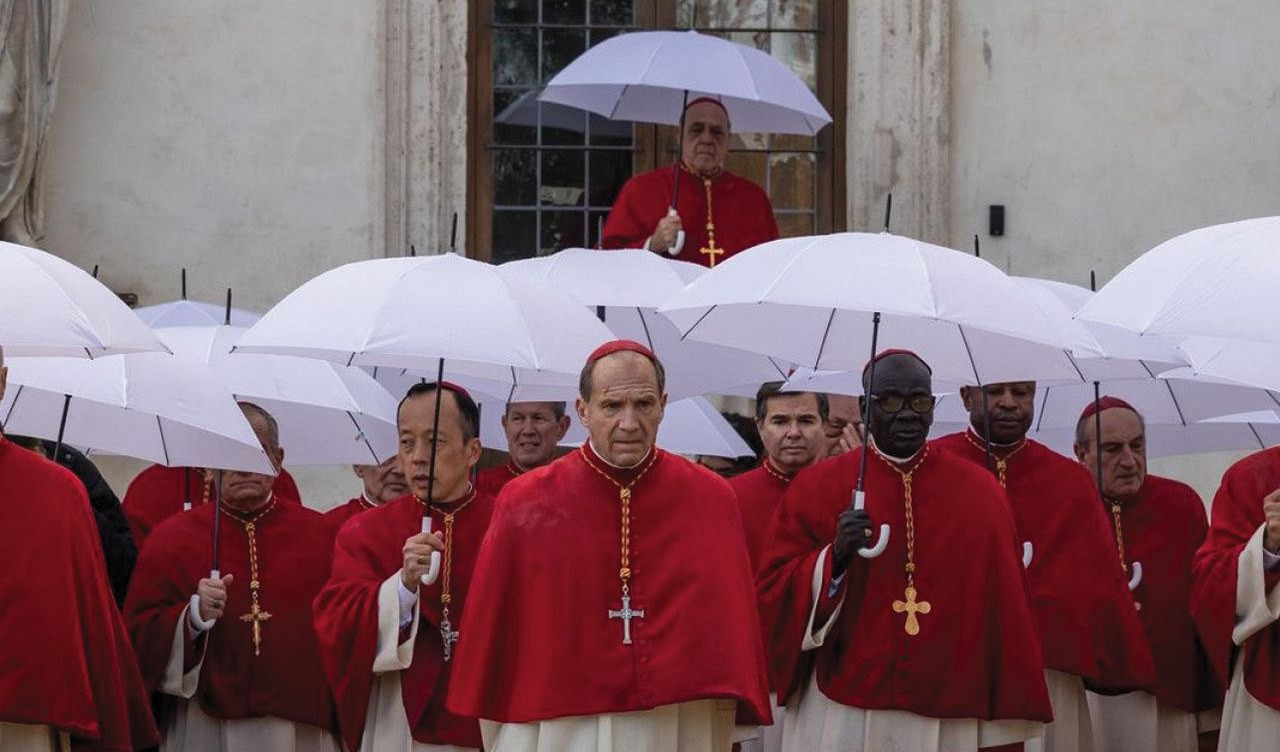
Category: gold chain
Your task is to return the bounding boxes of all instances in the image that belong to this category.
[223,496,277,656]
[762,459,791,483]
[415,488,477,612]
[1110,503,1127,575]
[884,445,929,585]
[579,448,658,594]
[964,431,1026,488]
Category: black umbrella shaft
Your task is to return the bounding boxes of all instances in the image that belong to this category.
[670,89,691,210]
[52,395,71,463]
[424,359,446,515]
[212,471,223,573]
[1093,382,1104,498]
[854,312,882,495]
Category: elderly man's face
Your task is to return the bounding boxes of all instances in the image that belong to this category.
[823,393,862,457]
[576,352,666,468]
[681,101,730,175]
[502,402,570,470]
[1074,407,1147,502]
[354,454,407,503]
[221,409,284,511]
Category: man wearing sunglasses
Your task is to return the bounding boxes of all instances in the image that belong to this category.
[934,383,1156,752]
[757,350,1052,751]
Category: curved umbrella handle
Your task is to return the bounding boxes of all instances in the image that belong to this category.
[188,568,221,631]
[1021,541,1034,568]
[1127,560,1143,591]
[852,490,891,559]
[668,208,685,257]
[419,517,442,587]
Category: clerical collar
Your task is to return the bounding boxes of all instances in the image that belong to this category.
[221,494,277,524]
[762,457,794,482]
[678,161,723,181]
[358,493,378,510]
[507,459,527,476]
[583,441,659,486]
[965,426,1025,456]
[416,483,476,512]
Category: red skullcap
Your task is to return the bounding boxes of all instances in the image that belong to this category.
[1078,395,1138,424]
[684,96,728,116]
[861,348,932,375]
[587,339,657,365]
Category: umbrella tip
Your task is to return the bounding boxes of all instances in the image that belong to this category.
[181,267,187,299]
[1089,270,1097,292]
[882,193,893,233]
[224,288,232,325]
[450,212,459,253]
[91,264,99,279]
[408,244,416,257]
[972,234,980,258]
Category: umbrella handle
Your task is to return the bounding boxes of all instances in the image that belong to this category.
[667,208,685,257]
[188,569,221,631]
[419,517,442,587]
[852,490,891,559]
[1127,560,1143,590]
[1022,541,1033,568]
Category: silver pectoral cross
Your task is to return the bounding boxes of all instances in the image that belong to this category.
[607,593,645,645]
[440,615,459,662]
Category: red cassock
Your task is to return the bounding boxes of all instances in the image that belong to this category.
[323,495,376,531]
[756,446,1054,721]
[932,433,1156,693]
[1122,474,1222,712]
[600,164,780,267]
[314,491,493,751]
[446,444,772,724]
[1191,447,1280,711]
[123,501,338,734]
[729,460,792,572]
[123,463,302,549]
[475,461,521,499]
[0,437,160,750]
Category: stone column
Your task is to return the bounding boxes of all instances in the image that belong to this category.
[846,0,951,244]
[383,0,468,257]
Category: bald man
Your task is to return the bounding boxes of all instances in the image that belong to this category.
[601,97,779,267]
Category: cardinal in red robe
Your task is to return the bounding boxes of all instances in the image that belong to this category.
[1191,445,1280,750]
[0,427,160,751]
[475,400,569,498]
[934,382,1156,751]
[1072,397,1221,751]
[325,454,407,531]
[315,382,492,752]
[600,98,779,268]
[729,384,829,752]
[758,352,1051,752]
[123,461,301,549]
[123,403,340,751]
[447,341,770,752]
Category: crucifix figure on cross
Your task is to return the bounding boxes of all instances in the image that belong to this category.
[440,615,460,662]
[607,592,645,645]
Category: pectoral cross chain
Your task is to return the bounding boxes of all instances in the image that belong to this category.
[239,601,273,656]
[608,593,645,645]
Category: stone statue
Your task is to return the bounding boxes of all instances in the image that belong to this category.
[0,0,66,245]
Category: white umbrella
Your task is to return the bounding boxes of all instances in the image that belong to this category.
[157,326,400,465]
[135,299,261,328]
[658,233,1081,387]
[235,254,612,388]
[478,394,753,459]
[503,249,792,398]
[1077,216,1280,345]
[0,353,272,473]
[0,242,165,357]
[540,30,832,136]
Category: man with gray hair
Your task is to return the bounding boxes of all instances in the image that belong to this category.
[476,400,570,497]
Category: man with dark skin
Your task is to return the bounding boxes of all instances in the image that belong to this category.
[757,351,1052,751]
[933,382,1157,752]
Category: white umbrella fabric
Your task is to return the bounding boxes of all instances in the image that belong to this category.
[0,242,165,357]
[135,299,261,328]
[235,254,612,390]
[540,30,831,136]
[1077,217,1280,345]
[503,249,792,398]
[659,233,1082,387]
[0,353,273,472]
[158,326,400,465]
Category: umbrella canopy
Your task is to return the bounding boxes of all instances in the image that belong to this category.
[659,232,1081,389]
[503,249,792,398]
[539,30,831,135]
[158,326,400,465]
[1,353,273,472]
[135,299,261,328]
[0,242,165,357]
[1077,216,1280,345]
[234,254,613,388]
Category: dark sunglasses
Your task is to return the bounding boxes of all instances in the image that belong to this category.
[869,394,936,414]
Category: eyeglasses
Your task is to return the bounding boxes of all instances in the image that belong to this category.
[869,394,936,414]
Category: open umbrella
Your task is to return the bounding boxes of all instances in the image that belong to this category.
[0,242,164,357]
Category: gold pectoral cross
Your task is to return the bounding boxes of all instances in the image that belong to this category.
[700,241,723,268]
[892,585,931,636]
[240,601,273,656]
